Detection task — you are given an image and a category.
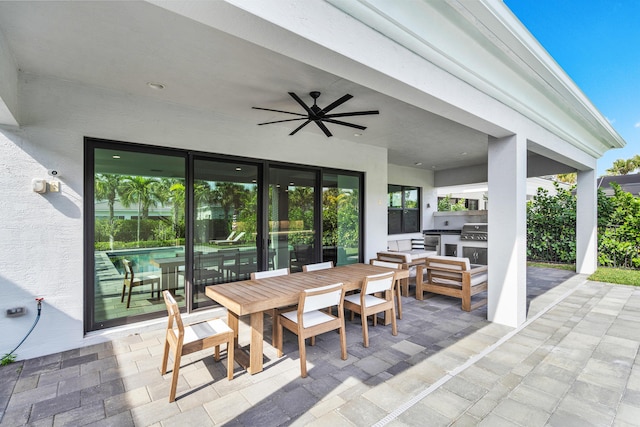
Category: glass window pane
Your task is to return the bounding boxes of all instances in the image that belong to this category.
[388,185,402,208]
[403,210,419,233]
[93,148,185,327]
[388,210,402,234]
[269,167,316,272]
[404,187,419,208]
[193,159,258,309]
[323,173,361,265]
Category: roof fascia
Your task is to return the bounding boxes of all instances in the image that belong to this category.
[326,0,625,157]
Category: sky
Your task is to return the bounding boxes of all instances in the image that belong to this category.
[504,0,639,176]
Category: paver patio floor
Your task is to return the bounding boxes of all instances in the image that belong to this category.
[1,267,639,426]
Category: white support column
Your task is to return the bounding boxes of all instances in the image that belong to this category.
[576,169,597,274]
[487,134,527,327]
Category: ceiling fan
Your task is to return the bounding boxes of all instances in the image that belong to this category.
[253,91,379,137]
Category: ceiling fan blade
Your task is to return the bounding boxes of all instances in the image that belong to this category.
[315,121,333,137]
[288,92,314,115]
[320,94,353,115]
[289,120,311,135]
[324,110,379,118]
[323,119,366,130]
[252,107,306,117]
[258,118,307,125]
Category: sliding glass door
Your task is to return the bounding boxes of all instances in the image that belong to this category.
[192,159,259,309]
[322,172,362,266]
[86,138,363,331]
[268,167,318,273]
[90,145,186,329]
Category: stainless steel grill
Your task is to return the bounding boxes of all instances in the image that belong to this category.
[460,223,487,241]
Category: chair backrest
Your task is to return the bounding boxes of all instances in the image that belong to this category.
[123,259,134,281]
[226,231,236,240]
[302,261,334,272]
[251,267,290,280]
[232,231,245,242]
[300,283,344,313]
[362,271,395,295]
[163,290,184,338]
[369,259,400,269]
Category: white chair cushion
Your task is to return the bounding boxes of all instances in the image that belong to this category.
[183,319,231,344]
[344,293,387,308]
[387,240,399,251]
[282,310,336,328]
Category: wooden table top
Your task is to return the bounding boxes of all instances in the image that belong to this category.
[205,263,408,316]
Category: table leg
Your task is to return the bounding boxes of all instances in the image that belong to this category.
[247,311,264,374]
[227,311,239,348]
[160,267,177,292]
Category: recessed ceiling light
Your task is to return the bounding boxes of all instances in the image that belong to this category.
[414,162,423,166]
[289,182,294,186]
[112,155,120,159]
[147,82,165,90]
[235,167,242,171]
[431,166,437,169]
[460,152,467,156]
[354,133,362,137]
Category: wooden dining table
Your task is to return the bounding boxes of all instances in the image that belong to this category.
[205,263,409,374]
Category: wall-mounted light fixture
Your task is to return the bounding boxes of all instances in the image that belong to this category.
[32,179,47,194]
[33,170,62,194]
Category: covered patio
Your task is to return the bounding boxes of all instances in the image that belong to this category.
[0,0,625,371]
[2,268,639,425]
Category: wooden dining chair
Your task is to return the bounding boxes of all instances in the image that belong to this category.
[251,268,291,346]
[121,259,160,309]
[369,259,403,319]
[302,261,334,272]
[344,271,397,347]
[161,290,234,402]
[276,282,347,377]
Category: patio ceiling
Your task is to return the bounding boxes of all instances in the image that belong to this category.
[0,1,489,172]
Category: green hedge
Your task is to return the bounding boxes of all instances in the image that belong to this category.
[527,182,640,269]
[95,239,185,251]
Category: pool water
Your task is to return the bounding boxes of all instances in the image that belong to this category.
[107,247,184,274]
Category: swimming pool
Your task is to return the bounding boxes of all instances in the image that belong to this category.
[107,247,184,274]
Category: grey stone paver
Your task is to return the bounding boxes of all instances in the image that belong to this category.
[2,268,640,426]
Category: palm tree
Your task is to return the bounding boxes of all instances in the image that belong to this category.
[94,173,122,250]
[212,182,248,225]
[168,181,185,239]
[555,173,576,184]
[119,176,161,244]
[606,158,638,175]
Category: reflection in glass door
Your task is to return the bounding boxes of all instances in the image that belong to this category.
[269,168,317,272]
[192,159,259,308]
[323,173,361,265]
[91,147,186,328]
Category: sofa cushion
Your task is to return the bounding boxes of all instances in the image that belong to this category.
[387,240,399,251]
[397,239,413,252]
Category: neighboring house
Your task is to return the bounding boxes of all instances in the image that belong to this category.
[598,173,640,197]
[0,1,625,360]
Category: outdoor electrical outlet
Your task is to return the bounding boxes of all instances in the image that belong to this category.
[49,181,60,192]
[6,307,26,317]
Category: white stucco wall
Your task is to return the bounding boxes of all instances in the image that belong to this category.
[0,74,391,360]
